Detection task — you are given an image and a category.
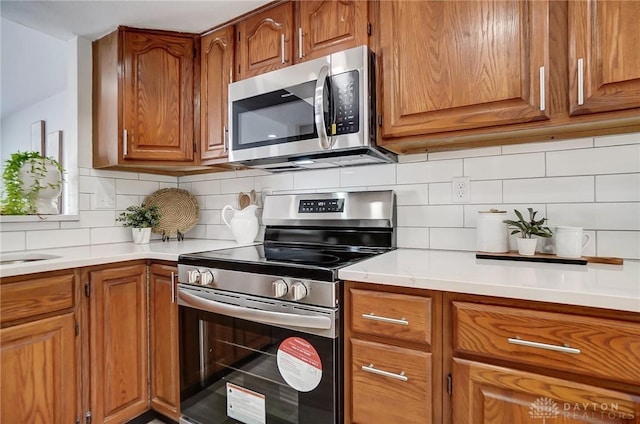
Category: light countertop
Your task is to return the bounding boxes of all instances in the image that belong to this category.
[339,249,640,313]
[0,239,245,278]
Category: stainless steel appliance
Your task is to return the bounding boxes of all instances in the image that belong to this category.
[228,45,396,172]
[177,190,395,424]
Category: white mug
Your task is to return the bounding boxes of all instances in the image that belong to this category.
[555,226,590,258]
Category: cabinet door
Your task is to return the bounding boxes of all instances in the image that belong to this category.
[452,358,640,423]
[1,313,77,424]
[200,26,234,162]
[568,0,640,115]
[297,0,368,62]
[149,264,180,420]
[236,2,294,80]
[122,30,195,161]
[379,0,550,139]
[89,264,148,424]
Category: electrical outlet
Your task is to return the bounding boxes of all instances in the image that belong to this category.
[452,176,470,203]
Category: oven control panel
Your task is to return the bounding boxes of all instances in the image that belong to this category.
[298,198,344,213]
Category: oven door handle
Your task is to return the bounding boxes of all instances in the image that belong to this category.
[178,289,332,330]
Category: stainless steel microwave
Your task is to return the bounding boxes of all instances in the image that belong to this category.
[228,45,396,171]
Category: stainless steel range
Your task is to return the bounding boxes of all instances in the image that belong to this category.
[177,190,395,424]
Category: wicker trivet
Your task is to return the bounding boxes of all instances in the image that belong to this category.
[144,188,200,238]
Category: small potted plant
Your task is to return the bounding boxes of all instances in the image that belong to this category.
[116,204,161,244]
[1,151,64,215]
[503,208,553,256]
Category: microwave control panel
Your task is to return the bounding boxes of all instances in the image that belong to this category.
[331,71,359,135]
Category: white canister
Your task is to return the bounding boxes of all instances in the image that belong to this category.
[477,210,509,253]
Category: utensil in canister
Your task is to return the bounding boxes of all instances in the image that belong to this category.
[238,192,251,210]
[249,189,257,205]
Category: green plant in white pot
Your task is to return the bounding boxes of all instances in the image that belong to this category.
[1,151,64,215]
[116,204,161,244]
[503,208,553,256]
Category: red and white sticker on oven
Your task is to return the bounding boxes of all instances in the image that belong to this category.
[277,337,322,392]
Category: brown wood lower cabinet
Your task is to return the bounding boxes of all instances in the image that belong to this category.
[88,263,149,424]
[149,263,180,420]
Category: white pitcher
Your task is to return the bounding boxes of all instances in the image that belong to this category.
[222,204,259,244]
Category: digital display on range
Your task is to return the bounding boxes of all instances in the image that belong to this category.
[298,199,345,213]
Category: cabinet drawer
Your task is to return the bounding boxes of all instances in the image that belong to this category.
[1,273,75,324]
[350,289,431,345]
[453,302,640,384]
[350,339,431,424]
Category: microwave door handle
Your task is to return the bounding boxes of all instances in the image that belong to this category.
[178,289,332,330]
[314,65,333,150]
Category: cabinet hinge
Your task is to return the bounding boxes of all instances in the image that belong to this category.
[76,418,80,424]
[85,411,92,424]
[447,374,452,396]
[84,282,90,298]
[377,113,383,127]
[367,22,372,36]
[75,321,79,337]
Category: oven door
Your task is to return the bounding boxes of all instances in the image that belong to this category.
[178,286,340,424]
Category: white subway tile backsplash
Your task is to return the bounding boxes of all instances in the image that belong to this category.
[220,177,254,194]
[0,221,60,231]
[594,133,640,147]
[26,229,90,249]
[547,145,640,176]
[501,137,593,154]
[428,183,452,205]
[340,164,396,187]
[191,179,221,196]
[206,194,238,210]
[397,205,463,227]
[61,210,116,228]
[597,231,640,260]
[596,174,640,202]
[79,194,91,211]
[179,174,209,183]
[138,173,177,183]
[187,225,207,239]
[159,182,178,189]
[236,169,270,178]
[430,228,476,251]
[1,231,26,252]
[397,227,430,249]
[293,169,340,190]
[116,195,140,210]
[428,146,501,161]
[254,173,294,192]
[206,171,237,180]
[382,184,429,206]
[503,177,594,203]
[397,159,462,184]
[465,153,545,180]
[90,227,131,244]
[206,224,234,240]
[115,179,160,195]
[200,209,221,225]
[547,203,640,230]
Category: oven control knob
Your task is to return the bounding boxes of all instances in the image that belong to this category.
[272,279,288,298]
[291,282,308,301]
[200,270,214,285]
[187,269,201,284]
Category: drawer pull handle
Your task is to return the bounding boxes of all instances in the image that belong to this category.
[362,364,408,382]
[508,337,581,355]
[362,313,408,326]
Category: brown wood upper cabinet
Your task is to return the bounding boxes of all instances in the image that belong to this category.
[236,1,368,80]
[93,27,197,168]
[378,0,550,140]
[200,26,235,163]
[568,0,640,116]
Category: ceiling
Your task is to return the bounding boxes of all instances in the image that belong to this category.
[0,0,272,41]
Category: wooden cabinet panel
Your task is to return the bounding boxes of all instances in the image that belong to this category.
[200,26,234,162]
[1,272,75,324]
[569,0,640,115]
[350,338,431,424]
[149,264,180,420]
[123,30,195,161]
[379,0,550,139]
[1,313,77,424]
[452,358,640,424]
[453,301,640,385]
[89,264,148,424]
[297,0,368,62]
[237,2,294,79]
[350,288,431,344]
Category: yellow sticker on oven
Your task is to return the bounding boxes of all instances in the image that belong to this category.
[277,337,322,392]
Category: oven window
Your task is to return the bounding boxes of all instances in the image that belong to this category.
[179,306,339,424]
[232,81,318,149]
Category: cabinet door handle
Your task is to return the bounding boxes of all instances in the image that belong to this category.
[123,129,128,157]
[362,312,408,326]
[362,364,408,381]
[539,66,545,111]
[508,337,581,354]
[281,34,286,64]
[298,28,304,59]
[577,58,584,106]
[171,272,176,303]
